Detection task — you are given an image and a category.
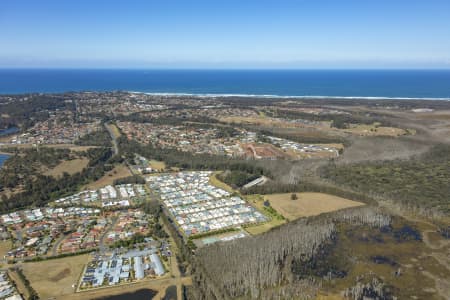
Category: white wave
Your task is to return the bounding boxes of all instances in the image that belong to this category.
[128,91,450,101]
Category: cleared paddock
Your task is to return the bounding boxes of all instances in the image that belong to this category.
[265,192,364,220]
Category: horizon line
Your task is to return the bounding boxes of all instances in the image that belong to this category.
[1,67,450,71]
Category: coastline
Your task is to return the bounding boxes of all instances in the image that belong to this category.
[0,90,449,101]
[132,92,450,101]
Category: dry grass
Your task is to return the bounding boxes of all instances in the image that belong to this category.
[44,158,89,178]
[245,219,286,235]
[265,192,364,221]
[221,115,408,139]
[0,240,11,260]
[68,281,161,300]
[106,123,121,139]
[285,148,340,160]
[8,269,31,299]
[244,194,287,235]
[63,276,191,300]
[0,240,11,256]
[85,164,132,189]
[209,172,234,193]
[0,136,12,143]
[0,241,11,268]
[149,160,166,171]
[219,116,309,128]
[47,144,100,152]
[413,110,450,121]
[342,124,407,137]
[0,144,98,152]
[21,254,89,299]
[219,116,409,140]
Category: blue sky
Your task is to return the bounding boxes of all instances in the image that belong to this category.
[1,0,450,69]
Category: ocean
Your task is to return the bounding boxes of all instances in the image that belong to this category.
[0,69,449,99]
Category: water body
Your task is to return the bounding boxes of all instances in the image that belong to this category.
[0,154,10,168]
[94,288,157,300]
[0,127,19,137]
[0,128,16,168]
[0,69,449,99]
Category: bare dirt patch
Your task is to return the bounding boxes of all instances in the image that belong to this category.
[241,143,288,159]
[265,192,364,220]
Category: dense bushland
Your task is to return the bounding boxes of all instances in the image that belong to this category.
[0,147,115,213]
[75,126,111,147]
[118,137,271,177]
[217,170,261,188]
[0,94,75,130]
[321,144,450,215]
[0,147,72,190]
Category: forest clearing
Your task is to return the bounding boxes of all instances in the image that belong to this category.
[266,192,365,220]
[44,158,90,177]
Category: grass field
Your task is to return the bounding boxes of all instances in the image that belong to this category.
[209,172,234,193]
[8,269,31,299]
[106,123,122,139]
[149,159,166,172]
[0,144,98,152]
[62,276,192,300]
[265,193,364,221]
[218,115,407,139]
[0,240,11,267]
[85,164,132,189]
[245,219,286,235]
[21,254,89,299]
[341,124,407,137]
[219,116,306,128]
[44,158,89,178]
[244,194,287,235]
[0,240,11,258]
[48,144,100,152]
